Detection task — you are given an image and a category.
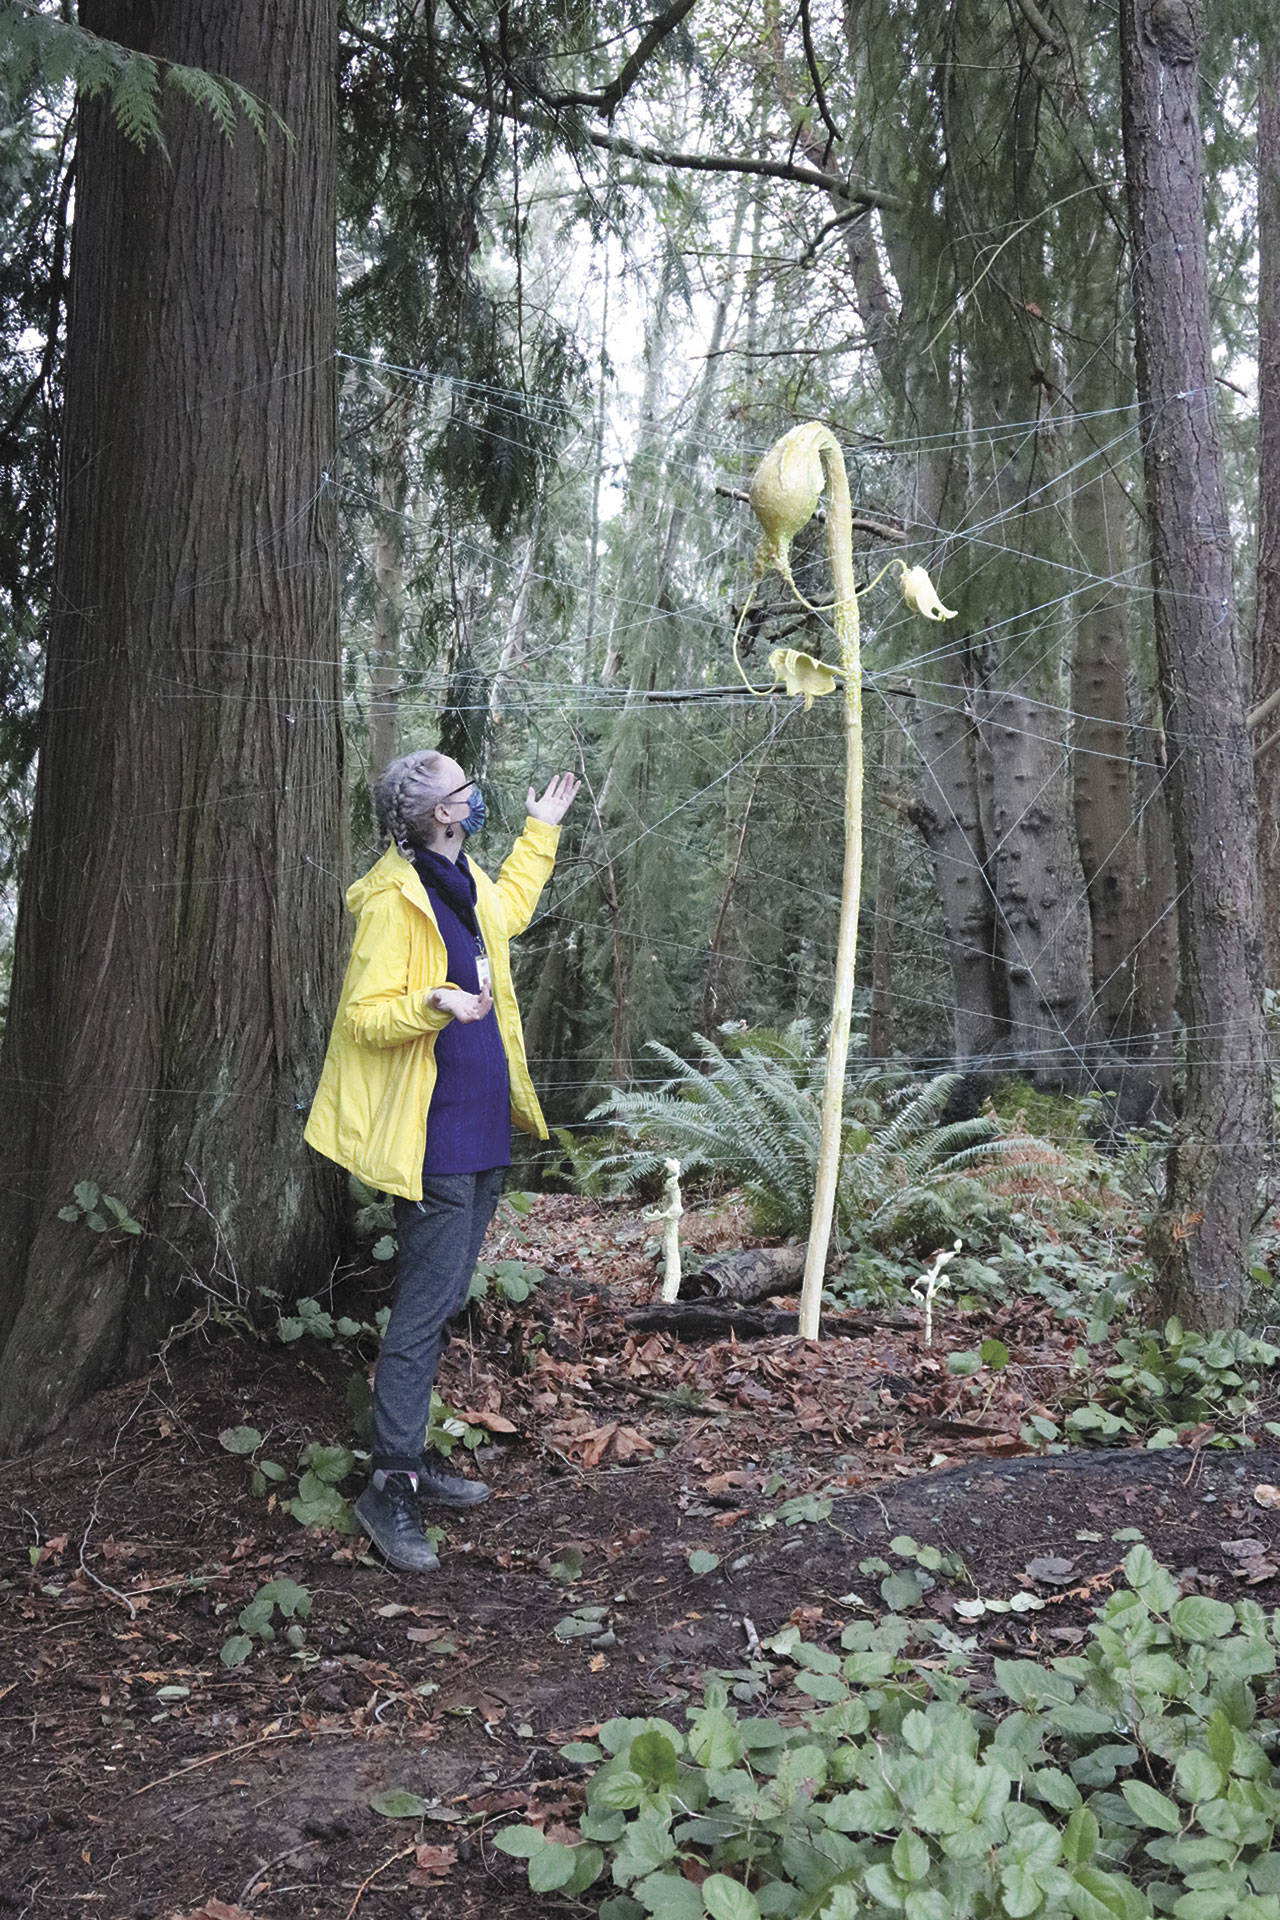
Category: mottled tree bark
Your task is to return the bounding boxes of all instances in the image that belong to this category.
[1254,44,1280,982]
[0,0,343,1449]
[868,713,904,1059]
[972,687,1093,1086]
[1121,0,1271,1325]
[911,650,1011,1062]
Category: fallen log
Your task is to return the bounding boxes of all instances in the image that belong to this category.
[624,1301,917,1340]
[680,1243,807,1303]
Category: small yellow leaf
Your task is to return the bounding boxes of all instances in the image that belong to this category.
[768,647,839,708]
[898,563,957,622]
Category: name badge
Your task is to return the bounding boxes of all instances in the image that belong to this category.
[475,954,492,995]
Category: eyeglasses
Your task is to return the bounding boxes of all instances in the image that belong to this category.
[440,779,474,804]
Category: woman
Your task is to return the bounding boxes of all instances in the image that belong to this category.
[306,749,578,1572]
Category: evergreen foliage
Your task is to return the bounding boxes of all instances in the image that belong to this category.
[0,5,270,150]
[587,1026,1034,1254]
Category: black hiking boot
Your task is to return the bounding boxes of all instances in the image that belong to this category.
[417,1456,490,1509]
[354,1470,441,1572]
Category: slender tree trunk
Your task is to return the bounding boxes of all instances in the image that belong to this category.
[1121,0,1271,1326]
[1069,444,1174,1121]
[585,249,610,677]
[837,202,1009,1064]
[0,0,342,1450]
[868,713,904,1059]
[1134,704,1178,1118]
[1072,465,1140,1036]
[489,507,542,734]
[1255,43,1280,981]
[369,384,410,775]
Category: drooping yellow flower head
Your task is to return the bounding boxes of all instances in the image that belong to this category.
[898,562,957,622]
[767,647,840,709]
[749,422,832,579]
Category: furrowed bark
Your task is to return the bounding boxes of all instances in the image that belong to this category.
[972,686,1093,1087]
[1255,43,1280,982]
[1120,0,1271,1325]
[0,0,343,1448]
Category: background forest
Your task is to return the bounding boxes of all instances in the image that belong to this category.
[0,0,1276,1441]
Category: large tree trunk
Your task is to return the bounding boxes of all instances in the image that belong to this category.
[911,651,1010,1062]
[1121,0,1271,1326]
[1255,43,1280,982]
[0,0,343,1450]
[972,686,1093,1087]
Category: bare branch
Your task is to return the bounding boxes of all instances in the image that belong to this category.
[596,0,699,117]
[442,77,901,206]
[1250,683,1280,733]
[798,0,842,160]
[1008,0,1063,55]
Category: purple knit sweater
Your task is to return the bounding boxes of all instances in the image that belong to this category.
[413,851,511,1177]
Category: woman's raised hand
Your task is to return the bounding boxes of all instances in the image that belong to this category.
[526,772,580,824]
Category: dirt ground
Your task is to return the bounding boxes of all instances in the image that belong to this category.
[2,1196,1278,1920]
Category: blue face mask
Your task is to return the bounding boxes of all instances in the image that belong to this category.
[461,788,486,837]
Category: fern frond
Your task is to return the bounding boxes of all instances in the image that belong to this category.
[578,1035,1055,1262]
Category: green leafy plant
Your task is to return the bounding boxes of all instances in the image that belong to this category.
[218,1426,356,1532]
[497,1547,1280,1919]
[289,1441,357,1530]
[468,1256,546,1305]
[1065,1318,1280,1449]
[590,1030,1038,1258]
[57,1180,142,1238]
[426,1389,490,1457]
[220,1576,312,1668]
[275,1294,383,1345]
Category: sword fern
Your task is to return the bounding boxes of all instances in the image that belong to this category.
[589,1025,1035,1254]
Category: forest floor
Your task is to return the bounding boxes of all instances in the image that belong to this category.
[2,1193,1280,1920]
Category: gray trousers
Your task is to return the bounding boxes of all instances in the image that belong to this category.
[370,1168,504,1471]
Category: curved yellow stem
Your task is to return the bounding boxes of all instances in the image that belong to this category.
[745,426,953,1340]
[730,581,774,697]
[797,433,862,1340]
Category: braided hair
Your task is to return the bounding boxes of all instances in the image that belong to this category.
[371,750,453,854]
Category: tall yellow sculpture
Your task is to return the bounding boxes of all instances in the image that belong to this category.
[740,423,956,1339]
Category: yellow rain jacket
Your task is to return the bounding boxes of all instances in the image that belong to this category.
[304,817,560,1200]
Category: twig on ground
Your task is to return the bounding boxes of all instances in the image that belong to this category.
[132,1724,303,1795]
[344,1844,418,1918]
[78,1485,136,1619]
[239,1842,319,1907]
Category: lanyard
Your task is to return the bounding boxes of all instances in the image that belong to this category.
[474,933,491,996]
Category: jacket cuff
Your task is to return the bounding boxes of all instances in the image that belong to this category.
[522,816,561,852]
[418,988,455,1031]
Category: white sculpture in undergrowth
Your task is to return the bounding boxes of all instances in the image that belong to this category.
[736,422,957,1340]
